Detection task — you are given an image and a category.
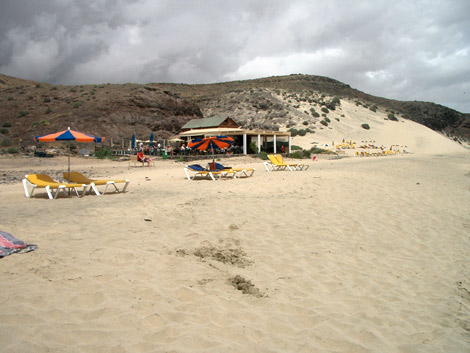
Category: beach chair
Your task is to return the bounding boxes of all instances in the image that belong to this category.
[213,162,255,178]
[275,154,309,171]
[184,164,219,181]
[64,172,130,195]
[184,164,235,181]
[264,154,307,172]
[22,174,87,199]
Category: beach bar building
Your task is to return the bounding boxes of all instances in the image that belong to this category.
[177,117,291,154]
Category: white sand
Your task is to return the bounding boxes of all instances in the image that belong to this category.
[1,123,469,352]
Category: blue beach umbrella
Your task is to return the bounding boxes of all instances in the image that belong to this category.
[131,134,136,149]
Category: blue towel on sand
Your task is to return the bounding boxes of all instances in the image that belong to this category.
[0,231,37,258]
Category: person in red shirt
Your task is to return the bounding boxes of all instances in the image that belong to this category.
[137,150,151,167]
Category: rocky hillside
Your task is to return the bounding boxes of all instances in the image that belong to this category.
[0,73,468,150]
[156,75,469,141]
[0,74,202,147]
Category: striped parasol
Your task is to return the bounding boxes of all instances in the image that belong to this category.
[34,127,105,182]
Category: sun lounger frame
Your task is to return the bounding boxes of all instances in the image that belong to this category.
[263,154,309,172]
[22,174,87,199]
[64,172,130,195]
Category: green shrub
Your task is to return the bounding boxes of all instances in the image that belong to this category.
[1,138,12,147]
[7,147,18,154]
[7,97,14,101]
[40,119,50,126]
[310,147,328,154]
[0,128,9,134]
[324,117,331,123]
[370,105,378,112]
[94,146,113,159]
[321,107,329,114]
[303,121,309,125]
[249,142,258,154]
[258,151,268,160]
[388,114,398,121]
[291,145,302,150]
[73,101,83,108]
[320,120,328,126]
[17,111,29,118]
[45,107,52,114]
[361,123,370,130]
[312,112,320,117]
[298,129,307,136]
[331,97,341,106]
[32,122,40,128]
[43,97,51,103]
[289,128,299,137]
[290,151,303,159]
[2,121,12,127]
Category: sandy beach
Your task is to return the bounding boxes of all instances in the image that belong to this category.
[1,137,469,352]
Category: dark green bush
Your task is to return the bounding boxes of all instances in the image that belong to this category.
[298,129,307,136]
[321,107,329,114]
[369,105,378,112]
[290,151,303,159]
[303,121,309,125]
[0,128,9,134]
[94,146,113,159]
[312,112,320,117]
[324,117,331,123]
[388,114,398,121]
[1,138,12,147]
[310,147,328,154]
[249,142,258,154]
[2,121,12,127]
[289,128,299,137]
[17,111,29,118]
[7,147,18,154]
[331,97,341,106]
[320,120,328,126]
[258,151,268,160]
[361,123,370,130]
[43,97,51,103]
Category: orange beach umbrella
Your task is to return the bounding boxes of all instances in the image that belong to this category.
[188,135,233,160]
[34,127,105,182]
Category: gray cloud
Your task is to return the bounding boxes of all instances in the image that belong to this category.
[1,0,469,112]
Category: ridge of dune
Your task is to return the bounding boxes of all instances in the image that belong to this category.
[289,99,468,155]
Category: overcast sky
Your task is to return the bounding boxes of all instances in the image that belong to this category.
[1,0,469,112]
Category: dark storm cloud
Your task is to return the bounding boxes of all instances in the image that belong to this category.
[0,0,469,112]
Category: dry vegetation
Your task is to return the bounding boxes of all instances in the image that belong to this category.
[0,73,468,152]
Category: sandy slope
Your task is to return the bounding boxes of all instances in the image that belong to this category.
[0,127,469,352]
[290,99,468,155]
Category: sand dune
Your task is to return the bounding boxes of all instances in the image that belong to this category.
[0,126,469,352]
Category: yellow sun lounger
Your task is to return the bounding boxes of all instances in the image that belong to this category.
[264,154,309,172]
[22,174,87,199]
[275,154,309,171]
[64,172,130,195]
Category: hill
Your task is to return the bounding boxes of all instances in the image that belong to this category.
[0,73,468,151]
